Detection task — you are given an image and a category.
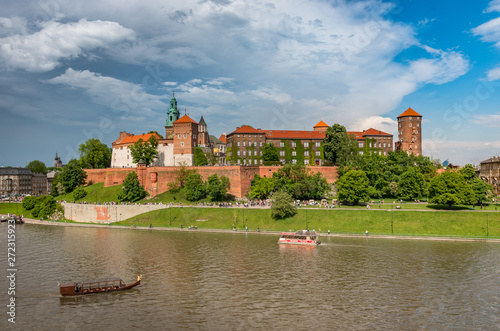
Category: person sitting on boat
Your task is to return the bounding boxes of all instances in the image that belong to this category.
[137,274,142,282]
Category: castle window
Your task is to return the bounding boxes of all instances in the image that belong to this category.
[243,135,246,137]
[237,150,241,156]
[243,141,246,147]
[237,159,241,165]
[292,151,296,156]
[254,151,257,156]
[237,142,240,147]
[237,135,240,137]
[359,151,364,155]
[316,151,320,156]
[260,159,263,164]
[383,143,386,148]
[304,142,309,148]
[181,142,184,147]
[292,142,296,148]
[178,134,181,139]
[243,151,246,156]
[304,151,309,156]
[417,123,419,127]
[260,151,263,156]
[280,151,285,157]
[304,159,309,165]
[315,142,321,147]
[358,142,363,148]
[379,151,382,155]
[184,133,187,138]
[280,142,284,147]
[260,142,262,147]
[292,159,297,164]
[409,123,412,127]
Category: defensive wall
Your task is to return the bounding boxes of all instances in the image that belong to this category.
[63,202,168,223]
[85,165,338,199]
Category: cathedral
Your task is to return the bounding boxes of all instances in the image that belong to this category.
[111,93,211,168]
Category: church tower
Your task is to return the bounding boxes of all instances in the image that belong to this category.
[198,116,210,148]
[395,107,422,156]
[165,92,180,137]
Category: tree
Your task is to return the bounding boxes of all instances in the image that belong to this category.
[458,164,476,182]
[27,160,47,174]
[73,187,87,200]
[31,195,57,219]
[130,135,159,167]
[118,173,147,202]
[168,163,197,191]
[398,167,424,201]
[185,173,206,201]
[22,196,37,210]
[147,131,164,139]
[336,170,370,205]
[249,175,274,199]
[194,147,208,166]
[428,171,475,208]
[206,174,230,201]
[272,164,329,200]
[78,138,112,169]
[59,159,87,193]
[470,178,494,204]
[323,124,359,166]
[271,190,297,219]
[262,143,279,165]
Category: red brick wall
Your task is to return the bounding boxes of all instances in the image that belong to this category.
[85,165,337,199]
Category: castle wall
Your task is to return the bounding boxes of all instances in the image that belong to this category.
[85,165,338,199]
[63,202,168,223]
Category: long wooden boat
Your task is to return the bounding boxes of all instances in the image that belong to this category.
[59,275,141,296]
[278,230,321,246]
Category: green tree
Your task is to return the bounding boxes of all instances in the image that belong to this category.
[26,160,47,174]
[249,175,274,199]
[336,170,370,205]
[458,164,476,182]
[194,147,208,166]
[130,135,159,167]
[147,131,164,138]
[31,195,57,219]
[398,167,424,201]
[118,172,147,202]
[272,164,329,200]
[470,178,494,204]
[78,138,112,169]
[262,143,279,165]
[73,187,87,200]
[59,159,87,193]
[428,171,475,208]
[168,163,197,191]
[184,173,206,201]
[206,174,230,201]
[22,196,37,210]
[323,124,359,166]
[271,190,297,219]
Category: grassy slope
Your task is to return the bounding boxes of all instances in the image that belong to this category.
[56,183,123,203]
[116,207,500,237]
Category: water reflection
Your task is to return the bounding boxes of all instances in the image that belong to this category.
[0,223,499,330]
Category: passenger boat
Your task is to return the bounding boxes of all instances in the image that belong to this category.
[278,230,321,246]
[59,275,142,296]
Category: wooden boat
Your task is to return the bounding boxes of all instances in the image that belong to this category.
[59,275,142,296]
[278,230,321,246]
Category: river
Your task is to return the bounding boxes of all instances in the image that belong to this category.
[1,223,499,330]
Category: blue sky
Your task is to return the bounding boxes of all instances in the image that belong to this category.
[1,0,500,167]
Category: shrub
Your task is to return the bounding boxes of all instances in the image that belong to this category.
[73,187,87,200]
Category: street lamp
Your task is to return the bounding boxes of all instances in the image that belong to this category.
[306,209,308,230]
[389,210,393,234]
[487,214,489,237]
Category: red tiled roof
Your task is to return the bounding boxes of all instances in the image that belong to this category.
[398,107,422,118]
[262,130,325,140]
[231,125,263,134]
[313,120,329,128]
[120,133,160,144]
[219,134,227,144]
[173,115,198,124]
[347,131,363,140]
[362,128,392,136]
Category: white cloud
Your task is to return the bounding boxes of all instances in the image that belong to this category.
[162,81,178,87]
[472,16,500,48]
[349,116,397,134]
[486,66,500,81]
[0,17,28,37]
[470,114,500,127]
[47,68,164,117]
[0,18,135,72]
[485,0,500,13]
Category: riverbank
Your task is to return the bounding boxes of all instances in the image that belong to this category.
[11,216,500,243]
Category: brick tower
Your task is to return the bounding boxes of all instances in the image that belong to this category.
[395,107,422,156]
[173,115,199,166]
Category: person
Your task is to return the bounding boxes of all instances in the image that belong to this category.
[367,204,370,210]
[365,230,369,236]
[328,229,331,235]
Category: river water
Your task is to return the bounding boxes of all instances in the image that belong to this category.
[1,223,499,330]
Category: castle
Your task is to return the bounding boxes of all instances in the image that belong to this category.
[111,93,212,168]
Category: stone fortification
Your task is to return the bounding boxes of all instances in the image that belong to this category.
[85,165,338,199]
[63,202,168,223]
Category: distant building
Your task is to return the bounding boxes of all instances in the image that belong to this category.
[225,121,393,165]
[111,93,207,168]
[479,156,500,196]
[54,153,63,168]
[395,107,422,156]
[0,167,47,198]
[209,134,227,165]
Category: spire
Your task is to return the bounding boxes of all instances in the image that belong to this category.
[199,115,207,126]
[166,91,181,127]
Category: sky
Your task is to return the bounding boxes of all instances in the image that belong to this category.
[1,0,500,167]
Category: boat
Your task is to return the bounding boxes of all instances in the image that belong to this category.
[278,230,321,246]
[59,275,142,296]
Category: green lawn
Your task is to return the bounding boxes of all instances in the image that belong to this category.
[56,183,124,203]
[115,207,500,238]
